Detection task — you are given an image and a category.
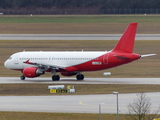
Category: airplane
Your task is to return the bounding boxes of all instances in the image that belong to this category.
[4,23,156,81]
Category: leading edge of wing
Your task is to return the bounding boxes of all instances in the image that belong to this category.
[23,59,65,70]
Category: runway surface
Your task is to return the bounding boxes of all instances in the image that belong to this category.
[0,92,160,113]
[0,77,160,84]
[0,34,160,40]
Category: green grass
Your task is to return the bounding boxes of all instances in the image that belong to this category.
[1,84,160,96]
[1,15,160,34]
[0,112,159,120]
[1,15,160,23]
[0,112,129,120]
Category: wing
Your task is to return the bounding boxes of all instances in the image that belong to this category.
[23,59,65,70]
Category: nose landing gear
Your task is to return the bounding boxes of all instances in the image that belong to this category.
[20,75,25,80]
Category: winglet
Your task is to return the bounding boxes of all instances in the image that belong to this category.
[112,23,138,53]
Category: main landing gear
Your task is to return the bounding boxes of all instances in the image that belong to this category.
[52,75,60,81]
[20,72,84,81]
[76,74,84,80]
[51,74,84,81]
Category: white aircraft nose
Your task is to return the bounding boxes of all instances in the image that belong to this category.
[4,60,9,69]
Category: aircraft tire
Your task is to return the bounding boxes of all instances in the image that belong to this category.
[20,76,25,80]
[76,74,84,80]
[52,75,60,81]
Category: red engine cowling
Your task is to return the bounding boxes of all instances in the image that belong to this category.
[61,72,77,76]
[23,67,44,78]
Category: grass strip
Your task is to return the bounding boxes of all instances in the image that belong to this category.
[0,15,160,34]
[1,15,160,23]
[0,112,133,120]
[0,84,160,96]
[0,111,160,120]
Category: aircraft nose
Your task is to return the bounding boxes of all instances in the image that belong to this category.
[4,60,9,69]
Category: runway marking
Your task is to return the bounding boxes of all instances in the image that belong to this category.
[79,100,93,106]
[79,96,117,108]
[79,100,127,110]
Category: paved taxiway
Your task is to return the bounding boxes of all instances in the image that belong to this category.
[1,77,160,113]
[0,34,160,40]
[0,77,160,84]
[0,92,160,113]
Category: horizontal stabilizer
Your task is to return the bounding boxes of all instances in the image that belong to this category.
[141,54,157,57]
[113,55,130,60]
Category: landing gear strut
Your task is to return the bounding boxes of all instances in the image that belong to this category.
[76,74,84,80]
[51,69,60,81]
[52,75,60,81]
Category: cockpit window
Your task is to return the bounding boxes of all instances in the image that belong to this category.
[9,57,12,60]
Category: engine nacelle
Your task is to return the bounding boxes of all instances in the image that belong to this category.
[23,67,44,78]
[61,72,77,76]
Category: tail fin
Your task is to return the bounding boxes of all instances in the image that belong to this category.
[112,23,138,53]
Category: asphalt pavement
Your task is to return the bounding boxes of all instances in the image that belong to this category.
[0,34,160,40]
[0,92,159,113]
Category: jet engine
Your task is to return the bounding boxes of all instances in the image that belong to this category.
[61,72,77,76]
[23,67,44,78]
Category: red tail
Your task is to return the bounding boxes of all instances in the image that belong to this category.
[112,23,138,53]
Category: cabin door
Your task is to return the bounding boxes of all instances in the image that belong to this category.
[103,54,109,64]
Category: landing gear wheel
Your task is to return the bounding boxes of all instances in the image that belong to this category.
[52,75,60,81]
[20,76,25,80]
[76,74,84,80]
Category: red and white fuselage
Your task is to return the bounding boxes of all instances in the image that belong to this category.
[4,51,140,72]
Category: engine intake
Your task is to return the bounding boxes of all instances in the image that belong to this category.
[23,67,44,78]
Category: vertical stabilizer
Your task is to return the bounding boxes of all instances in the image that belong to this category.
[112,23,138,53]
